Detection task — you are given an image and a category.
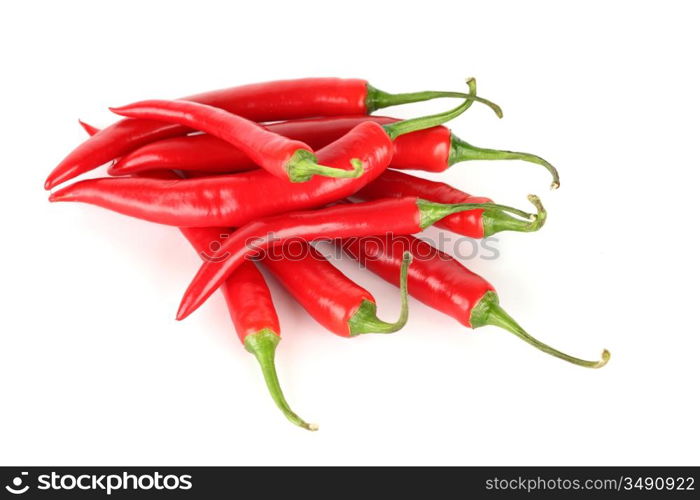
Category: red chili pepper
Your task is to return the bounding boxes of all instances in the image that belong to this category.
[109,100,365,183]
[176,195,544,320]
[88,154,315,428]
[107,89,557,189]
[341,234,609,368]
[393,118,560,189]
[263,242,411,337]
[80,123,402,421]
[111,115,559,186]
[353,170,502,239]
[180,227,316,430]
[50,88,490,227]
[72,122,316,429]
[106,115,394,176]
[45,78,485,190]
[109,131,268,176]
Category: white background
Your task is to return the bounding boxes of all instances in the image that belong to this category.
[1,0,698,466]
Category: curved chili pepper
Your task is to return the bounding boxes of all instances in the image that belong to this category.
[392,76,557,188]
[107,94,558,188]
[109,131,267,176]
[45,78,486,190]
[107,116,396,176]
[180,227,316,431]
[110,116,558,188]
[109,115,557,187]
[353,170,505,239]
[341,234,609,368]
[92,160,315,429]
[176,195,545,320]
[80,120,391,422]
[67,127,316,429]
[263,243,411,337]
[109,100,365,182]
[50,87,490,227]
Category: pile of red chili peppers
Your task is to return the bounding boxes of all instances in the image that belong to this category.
[47,77,609,431]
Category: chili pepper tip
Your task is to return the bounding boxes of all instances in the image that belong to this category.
[175,301,189,321]
[48,183,87,204]
[78,120,100,136]
[48,190,67,203]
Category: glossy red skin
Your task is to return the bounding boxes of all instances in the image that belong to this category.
[110,133,258,175]
[78,120,100,136]
[45,78,369,189]
[109,116,453,175]
[129,168,280,342]
[354,170,492,238]
[50,121,395,227]
[111,100,320,181]
[264,243,373,337]
[123,146,371,339]
[78,125,280,341]
[180,226,279,342]
[178,197,422,320]
[392,125,451,172]
[343,234,495,328]
[109,116,395,175]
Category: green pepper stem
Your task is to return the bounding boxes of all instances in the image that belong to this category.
[470,291,610,369]
[365,78,503,115]
[349,252,412,335]
[449,134,560,190]
[482,194,547,236]
[367,87,470,112]
[244,329,318,431]
[382,79,502,140]
[417,194,544,230]
[287,150,364,182]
